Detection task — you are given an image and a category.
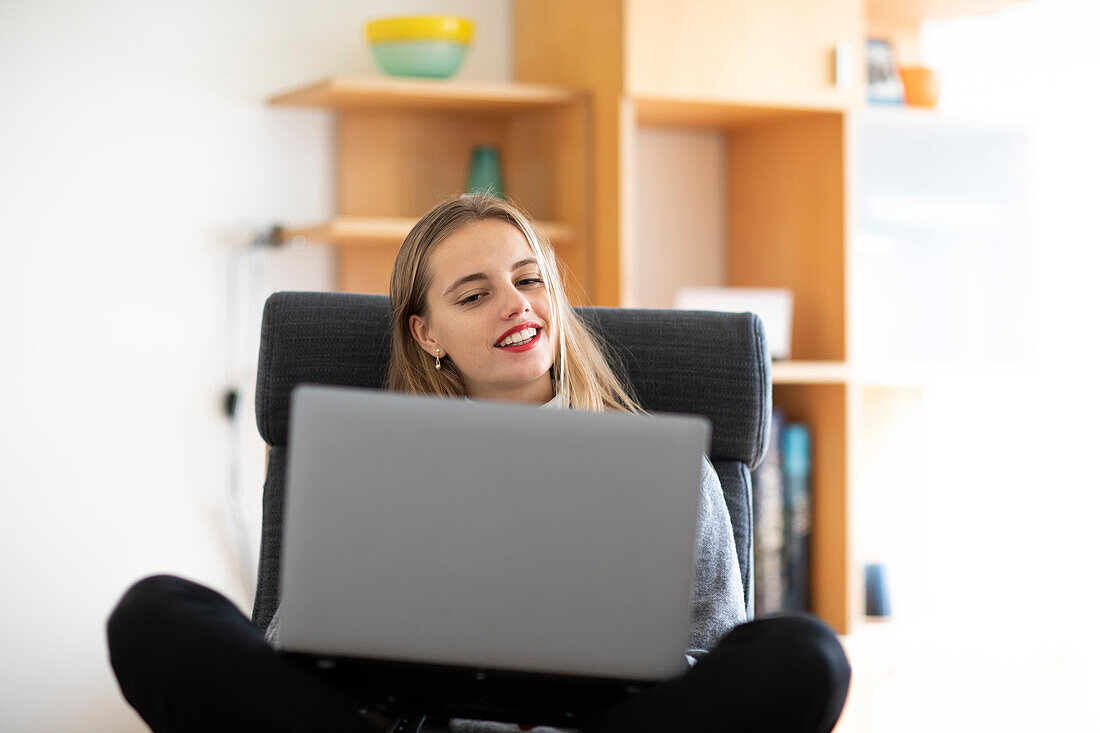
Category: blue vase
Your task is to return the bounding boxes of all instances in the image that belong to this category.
[467,146,504,198]
[864,563,892,617]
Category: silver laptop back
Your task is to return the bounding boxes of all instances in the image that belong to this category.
[279,385,710,681]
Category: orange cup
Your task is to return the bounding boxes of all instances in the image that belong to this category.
[899,66,939,108]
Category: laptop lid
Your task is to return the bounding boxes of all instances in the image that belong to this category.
[278,385,711,681]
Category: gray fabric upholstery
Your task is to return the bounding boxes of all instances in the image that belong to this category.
[252,291,771,629]
[255,445,288,629]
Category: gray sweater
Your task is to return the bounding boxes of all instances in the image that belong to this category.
[266,398,746,732]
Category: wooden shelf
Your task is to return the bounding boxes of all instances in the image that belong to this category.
[279,216,577,246]
[771,360,851,384]
[633,96,846,129]
[269,76,584,113]
[866,0,1028,66]
[851,366,930,388]
[866,0,1027,23]
[770,361,940,387]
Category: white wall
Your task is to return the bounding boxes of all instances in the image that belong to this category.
[0,1,511,730]
[844,2,1100,731]
[921,0,1100,648]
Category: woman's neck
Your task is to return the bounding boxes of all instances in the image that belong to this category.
[465,374,555,405]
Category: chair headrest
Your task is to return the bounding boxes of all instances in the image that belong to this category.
[256,291,771,469]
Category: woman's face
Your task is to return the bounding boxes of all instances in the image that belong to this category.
[409,218,556,404]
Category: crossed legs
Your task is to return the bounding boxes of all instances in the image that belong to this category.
[107,575,849,733]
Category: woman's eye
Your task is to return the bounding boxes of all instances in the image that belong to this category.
[458,278,541,305]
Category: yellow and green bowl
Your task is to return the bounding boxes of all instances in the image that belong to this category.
[365,16,475,79]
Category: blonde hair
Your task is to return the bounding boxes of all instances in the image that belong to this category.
[386,194,643,413]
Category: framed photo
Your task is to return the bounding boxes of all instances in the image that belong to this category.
[866,38,905,105]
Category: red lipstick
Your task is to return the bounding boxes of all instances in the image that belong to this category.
[494,321,542,347]
[497,329,542,353]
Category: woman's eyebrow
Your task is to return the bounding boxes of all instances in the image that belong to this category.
[442,258,539,297]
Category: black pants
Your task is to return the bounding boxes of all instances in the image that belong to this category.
[107,575,850,733]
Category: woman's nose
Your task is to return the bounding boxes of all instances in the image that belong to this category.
[500,283,531,319]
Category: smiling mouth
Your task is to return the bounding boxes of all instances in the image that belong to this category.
[495,327,542,350]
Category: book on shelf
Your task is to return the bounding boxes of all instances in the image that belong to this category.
[782,423,811,613]
[751,409,785,616]
[750,411,813,616]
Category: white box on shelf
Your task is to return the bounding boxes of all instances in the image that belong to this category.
[674,287,793,360]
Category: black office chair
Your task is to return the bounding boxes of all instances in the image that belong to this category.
[250,291,771,730]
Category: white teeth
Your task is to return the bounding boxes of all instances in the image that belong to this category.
[498,327,538,346]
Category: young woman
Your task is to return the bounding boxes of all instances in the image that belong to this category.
[108,195,850,733]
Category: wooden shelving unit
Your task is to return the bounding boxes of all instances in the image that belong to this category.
[513,0,1027,638]
[514,0,861,635]
[269,77,591,298]
[266,0,1026,641]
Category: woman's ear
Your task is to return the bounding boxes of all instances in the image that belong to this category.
[408,314,443,357]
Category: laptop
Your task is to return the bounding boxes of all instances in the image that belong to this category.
[278,385,711,726]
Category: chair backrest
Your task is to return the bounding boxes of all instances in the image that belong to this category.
[252,291,771,628]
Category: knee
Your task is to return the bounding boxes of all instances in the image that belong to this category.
[108,575,185,634]
[711,613,851,730]
[762,613,851,725]
[106,575,193,669]
[782,614,850,689]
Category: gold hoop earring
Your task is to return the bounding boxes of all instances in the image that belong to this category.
[435,348,442,370]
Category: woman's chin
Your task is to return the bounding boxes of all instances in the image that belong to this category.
[495,364,554,392]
